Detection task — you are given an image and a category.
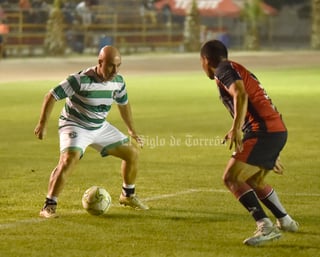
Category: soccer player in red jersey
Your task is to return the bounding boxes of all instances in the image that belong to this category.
[200,40,298,246]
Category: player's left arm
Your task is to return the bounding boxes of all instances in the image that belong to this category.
[117,102,143,148]
[224,80,248,152]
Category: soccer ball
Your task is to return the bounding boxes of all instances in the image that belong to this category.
[82,186,112,216]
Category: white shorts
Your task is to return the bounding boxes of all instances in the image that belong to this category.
[59,122,129,157]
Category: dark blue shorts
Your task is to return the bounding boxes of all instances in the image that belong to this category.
[233,131,287,170]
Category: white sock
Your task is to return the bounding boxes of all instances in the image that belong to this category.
[277,214,293,225]
[257,217,273,227]
[122,183,135,189]
[122,183,135,197]
[47,195,58,203]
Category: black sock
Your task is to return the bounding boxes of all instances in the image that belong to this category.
[238,190,268,221]
[122,187,135,197]
[45,197,57,206]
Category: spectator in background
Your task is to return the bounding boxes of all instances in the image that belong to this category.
[140,0,156,24]
[0,4,9,58]
[62,0,77,24]
[0,3,5,19]
[75,0,93,26]
[19,0,31,9]
[0,1,9,7]
[30,0,50,23]
[71,0,95,53]
[19,0,49,23]
[91,0,99,5]
[19,0,33,22]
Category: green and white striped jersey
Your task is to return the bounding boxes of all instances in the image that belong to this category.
[50,67,128,130]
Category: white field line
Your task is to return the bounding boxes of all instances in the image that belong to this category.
[0,218,47,230]
[142,188,228,202]
[0,188,319,230]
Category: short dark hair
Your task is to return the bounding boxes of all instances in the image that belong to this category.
[200,40,228,68]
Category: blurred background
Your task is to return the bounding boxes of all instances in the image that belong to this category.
[0,0,318,58]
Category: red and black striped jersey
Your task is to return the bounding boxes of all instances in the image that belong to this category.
[214,60,286,134]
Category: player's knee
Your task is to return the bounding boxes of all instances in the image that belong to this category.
[127,144,139,162]
[222,169,242,187]
[59,151,80,170]
[222,171,233,187]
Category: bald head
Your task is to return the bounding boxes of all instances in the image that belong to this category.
[96,45,121,81]
[98,45,120,62]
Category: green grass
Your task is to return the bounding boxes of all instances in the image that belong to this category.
[0,66,319,257]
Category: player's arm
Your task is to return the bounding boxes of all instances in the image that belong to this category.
[224,80,248,152]
[34,92,56,140]
[117,102,143,148]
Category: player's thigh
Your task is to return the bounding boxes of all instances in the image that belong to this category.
[223,158,260,183]
[92,123,130,157]
[107,143,139,162]
[246,169,270,189]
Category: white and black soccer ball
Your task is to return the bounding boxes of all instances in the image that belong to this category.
[82,186,112,216]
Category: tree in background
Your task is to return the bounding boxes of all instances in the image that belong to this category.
[311,0,320,49]
[44,0,66,55]
[242,0,265,50]
[183,0,200,52]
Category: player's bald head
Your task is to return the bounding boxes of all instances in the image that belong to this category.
[98,45,120,62]
[96,45,122,81]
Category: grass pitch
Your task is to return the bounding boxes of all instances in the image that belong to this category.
[0,62,319,257]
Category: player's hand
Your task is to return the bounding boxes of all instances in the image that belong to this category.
[34,123,46,140]
[223,128,243,152]
[273,156,284,175]
[128,129,144,148]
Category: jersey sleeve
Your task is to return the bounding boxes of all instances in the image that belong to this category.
[114,83,128,105]
[113,75,128,105]
[50,75,80,100]
[216,62,241,88]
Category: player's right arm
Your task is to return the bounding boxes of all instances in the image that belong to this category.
[224,80,248,152]
[34,92,57,140]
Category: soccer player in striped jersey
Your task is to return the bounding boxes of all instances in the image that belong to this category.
[34,45,149,218]
[200,40,298,246]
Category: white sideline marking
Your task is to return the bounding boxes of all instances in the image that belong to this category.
[0,189,319,230]
[142,188,228,202]
[143,188,320,202]
[0,218,46,230]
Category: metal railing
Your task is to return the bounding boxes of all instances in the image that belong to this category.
[2,8,184,56]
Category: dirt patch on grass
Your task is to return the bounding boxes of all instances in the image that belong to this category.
[0,51,319,83]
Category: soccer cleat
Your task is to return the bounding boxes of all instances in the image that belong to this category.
[276,217,299,232]
[119,194,149,210]
[243,224,281,246]
[39,199,58,218]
